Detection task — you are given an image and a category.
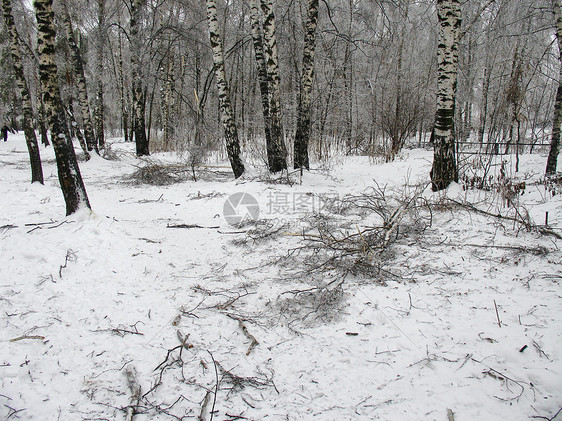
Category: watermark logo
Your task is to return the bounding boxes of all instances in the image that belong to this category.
[266,191,340,214]
[223,192,260,225]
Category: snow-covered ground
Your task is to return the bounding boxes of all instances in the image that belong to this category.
[0,133,560,420]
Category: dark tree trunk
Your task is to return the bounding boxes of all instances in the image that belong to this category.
[547,80,562,175]
[34,0,91,215]
[249,0,273,168]
[130,0,149,156]
[2,0,44,184]
[95,0,105,149]
[547,0,562,175]
[162,53,174,149]
[260,0,287,172]
[294,0,319,170]
[117,30,129,142]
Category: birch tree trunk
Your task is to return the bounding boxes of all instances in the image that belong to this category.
[162,52,174,149]
[130,0,149,156]
[430,0,461,191]
[206,0,245,178]
[260,0,287,172]
[66,97,90,160]
[61,0,97,153]
[117,28,129,142]
[95,0,105,149]
[342,0,353,153]
[293,0,319,170]
[478,65,490,145]
[33,0,91,214]
[547,0,562,175]
[2,0,44,184]
[249,0,273,168]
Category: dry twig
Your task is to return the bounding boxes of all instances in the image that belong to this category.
[125,365,141,421]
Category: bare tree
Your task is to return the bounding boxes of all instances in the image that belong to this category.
[95,0,105,149]
[260,0,287,172]
[293,0,319,170]
[61,0,97,154]
[249,0,273,167]
[206,0,245,178]
[130,0,149,156]
[2,0,43,183]
[430,0,461,191]
[33,0,91,215]
[547,0,562,175]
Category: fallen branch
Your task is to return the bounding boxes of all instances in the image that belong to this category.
[59,249,77,278]
[460,243,549,255]
[531,407,562,421]
[0,224,17,233]
[9,335,45,342]
[471,357,525,401]
[199,391,212,421]
[125,365,142,421]
[447,408,455,421]
[112,327,144,336]
[167,224,220,229]
[24,220,56,227]
[494,300,502,328]
[138,194,164,203]
[229,316,259,355]
[208,351,219,421]
[94,322,144,337]
[5,405,25,419]
[445,198,562,240]
[176,330,193,350]
[26,220,71,234]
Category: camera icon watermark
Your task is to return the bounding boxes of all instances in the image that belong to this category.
[223,191,341,226]
[223,192,260,225]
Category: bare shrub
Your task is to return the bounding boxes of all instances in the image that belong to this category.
[299,182,430,268]
[544,172,562,197]
[276,281,346,328]
[127,160,186,185]
[101,142,122,161]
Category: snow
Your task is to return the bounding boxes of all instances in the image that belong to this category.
[0,133,561,420]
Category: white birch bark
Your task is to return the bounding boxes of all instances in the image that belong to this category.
[249,0,274,169]
[206,0,245,178]
[33,0,91,214]
[430,0,461,191]
[294,0,319,170]
[2,0,44,183]
[260,0,287,172]
[130,0,149,156]
[61,0,97,153]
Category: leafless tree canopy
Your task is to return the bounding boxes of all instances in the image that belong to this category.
[0,0,559,179]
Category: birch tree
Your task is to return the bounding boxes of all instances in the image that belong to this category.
[161,52,174,149]
[260,0,287,172]
[547,0,562,175]
[34,0,91,214]
[293,0,319,170]
[2,0,43,184]
[61,0,97,154]
[430,0,461,191]
[95,0,105,149]
[206,0,245,178]
[130,0,149,156]
[249,0,273,168]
